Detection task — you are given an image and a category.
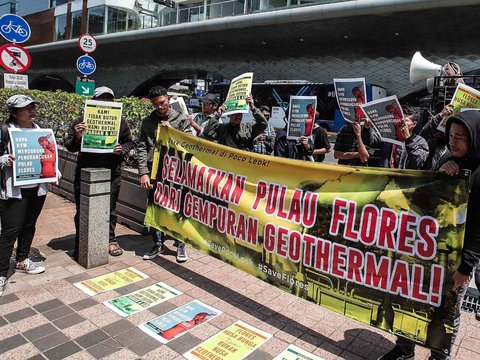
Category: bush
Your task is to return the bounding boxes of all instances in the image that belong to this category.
[0,88,152,144]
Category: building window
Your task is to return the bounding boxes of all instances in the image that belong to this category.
[51,0,71,7]
[55,14,67,40]
[88,5,105,35]
[71,10,82,38]
[107,7,127,33]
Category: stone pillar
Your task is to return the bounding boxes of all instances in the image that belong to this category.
[78,168,111,269]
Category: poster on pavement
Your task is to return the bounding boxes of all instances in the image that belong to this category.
[437,83,480,132]
[139,300,221,344]
[74,267,149,296]
[103,282,182,317]
[360,95,405,146]
[144,126,469,356]
[8,128,58,186]
[81,99,122,153]
[184,321,272,360]
[286,96,317,140]
[273,345,325,360]
[333,78,366,122]
[223,72,253,116]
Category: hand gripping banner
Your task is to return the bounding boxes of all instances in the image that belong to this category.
[145,127,469,355]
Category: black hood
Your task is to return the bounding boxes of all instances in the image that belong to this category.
[445,110,480,168]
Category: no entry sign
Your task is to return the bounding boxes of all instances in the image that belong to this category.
[0,43,31,73]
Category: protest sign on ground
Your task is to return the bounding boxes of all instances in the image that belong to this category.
[144,126,469,356]
[8,128,58,186]
[273,345,325,360]
[286,96,317,140]
[74,267,149,296]
[333,77,367,122]
[81,99,122,153]
[139,300,221,344]
[103,282,182,317]
[184,321,272,360]
[223,73,253,116]
[360,95,405,146]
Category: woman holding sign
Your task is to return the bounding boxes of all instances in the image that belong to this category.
[0,94,52,296]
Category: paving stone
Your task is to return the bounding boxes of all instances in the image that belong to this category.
[0,334,28,354]
[86,338,123,359]
[64,273,91,284]
[33,299,65,313]
[0,293,19,306]
[43,341,82,360]
[148,301,178,315]
[245,349,274,360]
[167,333,202,354]
[101,319,135,337]
[69,298,99,312]
[52,313,86,329]
[4,306,37,323]
[24,323,59,342]
[32,331,70,352]
[26,355,46,360]
[75,329,110,349]
[43,305,75,321]
[0,316,8,327]
[114,327,150,347]
[127,335,162,357]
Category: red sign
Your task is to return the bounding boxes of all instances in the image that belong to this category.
[78,33,97,54]
[0,43,31,73]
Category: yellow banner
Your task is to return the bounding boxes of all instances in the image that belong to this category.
[145,127,469,355]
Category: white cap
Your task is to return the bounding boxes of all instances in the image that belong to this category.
[93,86,115,98]
[6,94,37,110]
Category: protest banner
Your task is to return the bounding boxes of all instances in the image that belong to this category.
[184,321,272,360]
[360,95,405,146]
[139,300,221,344]
[74,267,149,296]
[273,345,325,360]
[286,96,317,140]
[8,128,58,186]
[333,78,367,122]
[104,282,182,317]
[437,83,480,132]
[223,73,253,116]
[144,127,469,355]
[81,99,122,153]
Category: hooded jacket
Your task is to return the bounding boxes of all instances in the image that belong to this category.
[442,110,480,275]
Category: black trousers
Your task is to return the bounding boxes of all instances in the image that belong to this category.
[0,188,46,277]
[74,173,121,254]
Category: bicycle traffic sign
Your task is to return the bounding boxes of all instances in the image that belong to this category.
[0,14,31,44]
[78,33,97,54]
[0,43,31,73]
[76,55,96,75]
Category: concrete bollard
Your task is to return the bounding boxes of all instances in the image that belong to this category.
[78,168,111,269]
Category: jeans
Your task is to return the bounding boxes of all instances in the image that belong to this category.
[0,188,46,277]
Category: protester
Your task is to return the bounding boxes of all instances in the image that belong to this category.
[65,86,134,259]
[201,94,268,150]
[190,93,220,136]
[252,105,276,155]
[367,110,429,169]
[0,95,55,295]
[378,110,480,360]
[419,104,453,170]
[137,86,190,262]
[333,118,370,166]
[311,120,331,162]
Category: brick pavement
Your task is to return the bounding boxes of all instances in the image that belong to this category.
[1,193,480,360]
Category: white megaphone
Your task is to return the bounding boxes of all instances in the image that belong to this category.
[409,51,443,85]
[426,78,435,93]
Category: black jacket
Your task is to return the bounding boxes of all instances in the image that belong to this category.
[442,110,480,275]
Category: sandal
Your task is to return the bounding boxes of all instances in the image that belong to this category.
[109,243,124,256]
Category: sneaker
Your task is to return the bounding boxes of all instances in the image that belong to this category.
[173,240,180,247]
[176,243,188,263]
[15,259,45,275]
[377,346,414,360]
[143,244,165,260]
[0,276,7,296]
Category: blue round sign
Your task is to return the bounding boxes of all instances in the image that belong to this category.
[76,55,96,75]
[0,14,31,44]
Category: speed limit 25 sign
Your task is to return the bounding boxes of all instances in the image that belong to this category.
[78,33,97,54]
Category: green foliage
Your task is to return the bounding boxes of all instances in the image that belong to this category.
[0,89,152,143]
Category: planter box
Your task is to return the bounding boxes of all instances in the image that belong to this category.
[51,148,148,234]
